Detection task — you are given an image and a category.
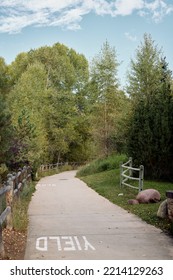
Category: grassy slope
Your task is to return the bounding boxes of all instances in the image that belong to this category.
[77,169,173,234]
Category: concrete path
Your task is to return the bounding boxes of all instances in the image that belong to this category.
[25,171,173,260]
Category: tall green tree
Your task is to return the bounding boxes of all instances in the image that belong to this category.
[44,87,78,163]
[8,43,91,164]
[127,33,162,101]
[127,34,173,180]
[8,62,49,167]
[0,58,12,164]
[89,41,127,156]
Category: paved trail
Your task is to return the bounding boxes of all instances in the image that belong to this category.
[25,171,173,260]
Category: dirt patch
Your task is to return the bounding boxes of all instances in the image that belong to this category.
[0,228,26,260]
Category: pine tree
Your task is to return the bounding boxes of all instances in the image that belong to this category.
[127,33,162,102]
[0,58,12,164]
[127,34,173,180]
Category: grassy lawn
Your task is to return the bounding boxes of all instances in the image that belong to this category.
[77,169,173,234]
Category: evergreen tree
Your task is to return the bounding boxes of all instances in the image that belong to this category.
[0,58,12,164]
[127,34,173,180]
[127,33,162,102]
[0,93,12,164]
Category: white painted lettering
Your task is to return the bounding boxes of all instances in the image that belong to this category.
[74,236,82,250]
[36,237,48,251]
[35,235,96,252]
[49,236,62,251]
[62,236,76,251]
[83,236,96,251]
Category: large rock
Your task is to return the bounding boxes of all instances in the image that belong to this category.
[128,199,139,205]
[167,198,173,221]
[166,191,173,221]
[157,200,168,219]
[136,189,161,204]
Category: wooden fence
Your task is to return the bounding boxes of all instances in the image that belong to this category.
[0,166,31,258]
[39,162,86,172]
[120,157,144,192]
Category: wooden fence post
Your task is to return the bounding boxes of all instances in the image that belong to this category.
[6,178,13,230]
[129,157,133,177]
[120,162,123,188]
[0,224,5,258]
[139,165,144,192]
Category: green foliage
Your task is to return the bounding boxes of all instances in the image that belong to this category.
[0,57,10,94]
[127,34,173,180]
[2,36,173,182]
[0,164,8,184]
[5,43,91,167]
[77,154,127,177]
[127,33,162,101]
[8,62,49,167]
[45,87,78,162]
[0,94,12,163]
[89,41,128,157]
[0,58,13,164]
[12,182,35,231]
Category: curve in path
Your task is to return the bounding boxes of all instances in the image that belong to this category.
[25,171,173,260]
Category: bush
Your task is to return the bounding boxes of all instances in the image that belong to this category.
[0,164,8,184]
[12,182,35,231]
[77,154,127,177]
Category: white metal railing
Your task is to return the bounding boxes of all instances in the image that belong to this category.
[120,157,144,192]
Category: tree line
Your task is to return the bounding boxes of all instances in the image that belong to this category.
[0,33,173,181]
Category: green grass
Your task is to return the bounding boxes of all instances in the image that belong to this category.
[12,182,36,231]
[77,154,128,177]
[36,169,60,180]
[77,168,173,234]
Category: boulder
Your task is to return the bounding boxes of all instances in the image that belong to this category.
[128,199,139,205]
[166,191,173,221]
[157,200,168,219]
[136,189,161,204]
[167,198,173,221]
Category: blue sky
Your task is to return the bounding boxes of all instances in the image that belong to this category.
[0,0,173,88]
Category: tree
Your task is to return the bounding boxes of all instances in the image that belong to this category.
[44,87,78,163]
[127,34,173,180]
[0,58,12,164]
[8,43,92,164]
[8,62,49,167]
[9,109,36,168]
[127,33,162,101]
[89,41,126,156]
[0,93,12,164]
[8,52,29,85]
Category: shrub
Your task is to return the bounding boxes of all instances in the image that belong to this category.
[77,154,127,177]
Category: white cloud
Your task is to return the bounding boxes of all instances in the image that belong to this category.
[0,0,173,33]
[49,7,86,30]
[125,32,137,42]
[138,0,173,22]
[113,0,144,16]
